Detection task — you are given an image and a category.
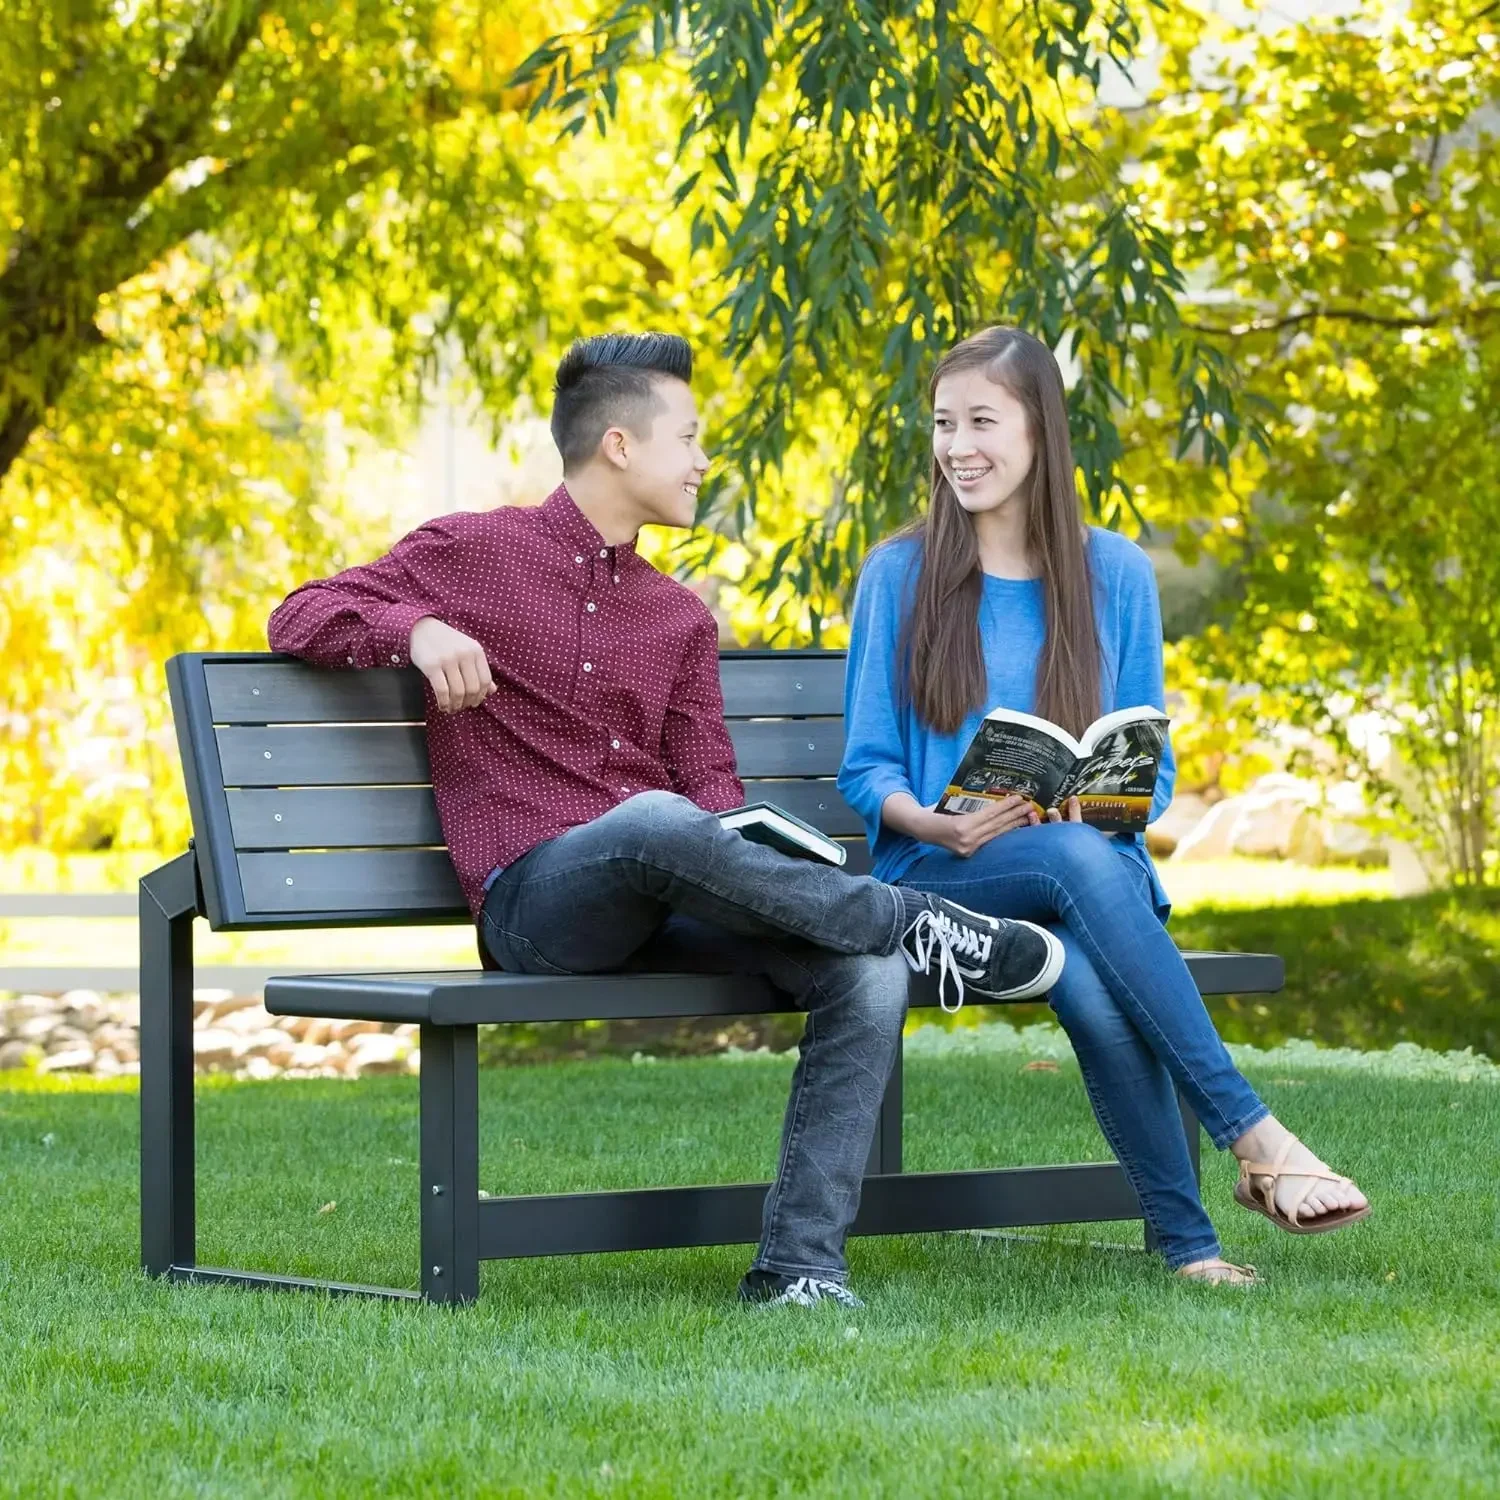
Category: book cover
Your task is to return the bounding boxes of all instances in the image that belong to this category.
[936,705,1169,834]
[718,802,848,866]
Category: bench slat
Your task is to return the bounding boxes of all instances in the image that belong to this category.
[205,655,845,725]
[239,841,866,913]
[227,787,445,849]
[240,850,464,914]
[226,780,864,851]
[217,720,845,788]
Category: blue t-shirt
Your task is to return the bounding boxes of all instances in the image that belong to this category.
[837,527,1175,918]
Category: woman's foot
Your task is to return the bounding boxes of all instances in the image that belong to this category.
[1175,1257,1258,1286]
[1231,1118,1369,1232]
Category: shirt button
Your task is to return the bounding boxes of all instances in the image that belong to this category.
[611,738,621,749]
[346,655,354,665]
[620,786,630,795]
[575,554,584,564]
[599,548,608,557]
[613,574,621,585]
[582,662,593,672]
[390,654,401,664]
[586,602,596,613]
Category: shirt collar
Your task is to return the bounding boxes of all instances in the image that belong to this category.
[540,483,640,562]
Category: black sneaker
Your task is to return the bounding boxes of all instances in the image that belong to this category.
[738,1269,865,1309]
[900,895,1064,1012]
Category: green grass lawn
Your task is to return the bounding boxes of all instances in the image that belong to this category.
[2,1030,1497,1498]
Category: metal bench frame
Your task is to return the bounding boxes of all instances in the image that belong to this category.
[141,649,1283,1304]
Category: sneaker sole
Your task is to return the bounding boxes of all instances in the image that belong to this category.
[969,920,1066,1001]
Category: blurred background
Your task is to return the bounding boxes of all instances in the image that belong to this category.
[2,0,1496,1071]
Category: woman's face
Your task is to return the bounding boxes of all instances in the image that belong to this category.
[931,369,1035,516]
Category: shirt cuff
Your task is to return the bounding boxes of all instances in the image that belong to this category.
[372,603,434,668]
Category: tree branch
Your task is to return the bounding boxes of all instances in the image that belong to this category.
[1181,303,1500,336]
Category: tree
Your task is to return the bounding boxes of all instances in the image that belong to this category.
[515,0,1260,632]
[1106,1,1500,883]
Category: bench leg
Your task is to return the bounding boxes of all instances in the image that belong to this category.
[864,1039,904,1177]
[1142,1085,1203,1258]
[140,853,200,1278]
[420,1024,480,1304]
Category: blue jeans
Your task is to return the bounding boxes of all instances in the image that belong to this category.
[902,822,1269,1270]
[478,790,910,1283]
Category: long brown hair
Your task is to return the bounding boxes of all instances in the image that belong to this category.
[886,326,1100,737]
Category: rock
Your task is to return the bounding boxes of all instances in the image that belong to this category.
[1170,798,1241,862]
[38,1045,96,1074]
[238,1027,295,1059]
[297,1018,333,1047]
[1145,792,1210,857]
[240,1056,279,1081]
[287,1042,331,1070]
[60,990,106,1031]
[44,1026,90,1052]
[0,1040,39,1070]
[192,988,236,1017]
[344,1033,410,1076]
[1320,818,1384,866]
[2,995,57,1026]
[406,1048,421,1075]
[91,1050,123,1078]
[191,1027,240,1070]
[16,1013,65,1042]
[1386,839,1433,897]
[325,1018,384,1042]
[212,999,271,1029]
[216,1002,274,1038]
[1227,776,1320,858]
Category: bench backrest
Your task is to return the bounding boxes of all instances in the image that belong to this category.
[167,651,869,930]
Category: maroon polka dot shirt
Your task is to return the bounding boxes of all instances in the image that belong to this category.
[267,484,745,915]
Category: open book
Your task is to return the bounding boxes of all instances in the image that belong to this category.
[718,802,847,866]
[936,705,1169,835]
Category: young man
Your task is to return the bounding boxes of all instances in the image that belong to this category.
[267,332,1064,1307]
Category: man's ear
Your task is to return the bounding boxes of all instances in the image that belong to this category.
[600,426,630,470]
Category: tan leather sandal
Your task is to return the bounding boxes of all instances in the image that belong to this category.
[1175,1259,1259,1286]
[1234,1135,1371,1235]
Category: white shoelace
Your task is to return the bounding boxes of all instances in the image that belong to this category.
[899,908,968,1014]
[772,1277,863,1308]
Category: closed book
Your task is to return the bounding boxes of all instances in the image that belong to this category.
[717,802,847,866]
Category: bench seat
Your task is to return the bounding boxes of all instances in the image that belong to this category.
[265,951,1283,1026]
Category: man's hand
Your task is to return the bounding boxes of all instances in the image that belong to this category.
[1046,796,1084,824]
[922,794,1038,857]
[408,616,495,713]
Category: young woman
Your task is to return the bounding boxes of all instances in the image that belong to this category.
[839,325,1369,1284]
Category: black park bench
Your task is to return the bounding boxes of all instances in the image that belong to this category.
[140,649,1284,1304]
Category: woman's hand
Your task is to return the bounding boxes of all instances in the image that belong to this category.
[1046,796,1083,824]
[921,795,1038,857]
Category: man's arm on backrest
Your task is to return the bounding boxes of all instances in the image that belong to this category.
[662,610,745,811]
[268,519,460,670]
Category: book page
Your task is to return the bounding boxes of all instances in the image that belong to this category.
[938,719,1076,815]
[1055,719,1167,832]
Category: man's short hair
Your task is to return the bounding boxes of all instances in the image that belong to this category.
[550,332,693,472]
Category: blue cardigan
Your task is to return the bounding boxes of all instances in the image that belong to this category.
[837,528,1175,917]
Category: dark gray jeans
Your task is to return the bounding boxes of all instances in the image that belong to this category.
[478,790,911,1283]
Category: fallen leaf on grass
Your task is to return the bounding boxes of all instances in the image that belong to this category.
[317,1201,337,1215]
[1022,1060,1060,1073]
